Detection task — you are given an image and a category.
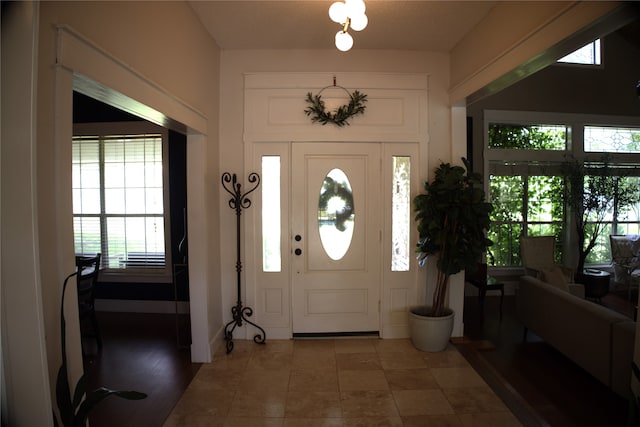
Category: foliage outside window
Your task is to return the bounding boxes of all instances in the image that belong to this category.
[73,122,170,277]
[487,123,567,266]
[562,156,640,272]
[487,174,523,266]
[574,123,640,265]
[489,123,567,150]
[489,172,564,266]
[486,116,640,270]
[580,181,640,266]
[575,173,640,266]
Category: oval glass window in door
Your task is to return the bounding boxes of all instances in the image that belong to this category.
[318,168,354,260]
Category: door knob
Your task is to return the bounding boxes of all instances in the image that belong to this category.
[295,248,302,256]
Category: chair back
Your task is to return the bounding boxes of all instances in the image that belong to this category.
[610,235,640,262]
[520,236,557,275]
[609,235,640,283]
[75,253,101,297]
[465,262,487,286]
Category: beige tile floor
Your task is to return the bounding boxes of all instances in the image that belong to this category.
[164,338,522,427]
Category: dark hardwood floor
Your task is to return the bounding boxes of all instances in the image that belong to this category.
[82,288,636,426]
[459,287,635,427]
[82,312,200,427]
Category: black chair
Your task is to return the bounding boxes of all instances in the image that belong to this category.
[76,253,102,352]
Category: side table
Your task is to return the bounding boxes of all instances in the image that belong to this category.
[465,263,504,318]
[576,269,610,301]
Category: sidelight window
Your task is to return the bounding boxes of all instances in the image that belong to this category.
[262,156,282,272]
[391,156,411,271]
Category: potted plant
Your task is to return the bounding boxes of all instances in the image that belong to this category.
[54,272,146,426]
[411,158,493,351]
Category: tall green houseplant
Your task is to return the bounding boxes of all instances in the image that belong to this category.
[414,158,493,317]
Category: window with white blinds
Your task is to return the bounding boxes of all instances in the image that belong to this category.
[73,122,170,277]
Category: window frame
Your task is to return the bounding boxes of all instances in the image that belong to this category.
[556,39,602,67]
[73,121,173,283]
[484,110,640,271]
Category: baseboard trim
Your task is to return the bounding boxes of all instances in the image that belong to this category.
[95,298,190,314]
[293,331,379,339]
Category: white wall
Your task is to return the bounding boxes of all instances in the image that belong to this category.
[31,1,220,421]
[2,2,53,425]
[450,1,625,104]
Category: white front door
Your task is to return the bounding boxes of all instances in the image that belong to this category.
[291,143,381,334]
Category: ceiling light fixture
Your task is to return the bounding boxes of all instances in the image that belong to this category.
[329,0,368,52]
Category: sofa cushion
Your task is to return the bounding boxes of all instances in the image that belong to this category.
[542,267,570,292]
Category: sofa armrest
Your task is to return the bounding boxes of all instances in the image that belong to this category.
[517,275,625,387]
[525,265,576,284]
[524,267,542,279]
[611,320,635,398]
[559,265,575,282]
[568,283,585,299]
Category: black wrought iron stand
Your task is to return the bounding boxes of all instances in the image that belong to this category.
[221,172,266,354]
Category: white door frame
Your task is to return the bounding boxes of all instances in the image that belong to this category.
[290,142,382,335]
[54,26,211,363]
[243,72,428,340]
[246,140,421,340]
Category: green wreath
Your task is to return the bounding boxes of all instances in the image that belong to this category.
[318,177,354,231]
[304,89,367,127]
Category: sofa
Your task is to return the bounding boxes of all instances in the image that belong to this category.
[517,275,635,398]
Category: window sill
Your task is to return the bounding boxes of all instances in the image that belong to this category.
[99,271,173,284]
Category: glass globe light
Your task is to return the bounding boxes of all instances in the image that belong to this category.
[345,0,366,17]
[335,31,353,52]
[350,13,368,31]
[329,2,348,24]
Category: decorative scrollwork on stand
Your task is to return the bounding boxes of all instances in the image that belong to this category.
[221,172,266,354]
[222,172,260,212]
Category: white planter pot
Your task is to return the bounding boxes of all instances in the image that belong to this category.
[408,306,455,352]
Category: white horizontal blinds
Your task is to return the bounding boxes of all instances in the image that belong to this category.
[73,136,102,256]
[73,131,165,270]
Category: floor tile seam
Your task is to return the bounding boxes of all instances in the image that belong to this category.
[219,352,560,426]
[437,386,516,417]
[185,389,505,420]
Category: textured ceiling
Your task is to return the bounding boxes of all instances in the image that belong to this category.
[188,1,498,51]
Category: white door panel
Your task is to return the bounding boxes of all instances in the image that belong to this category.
[291,143,381,334]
